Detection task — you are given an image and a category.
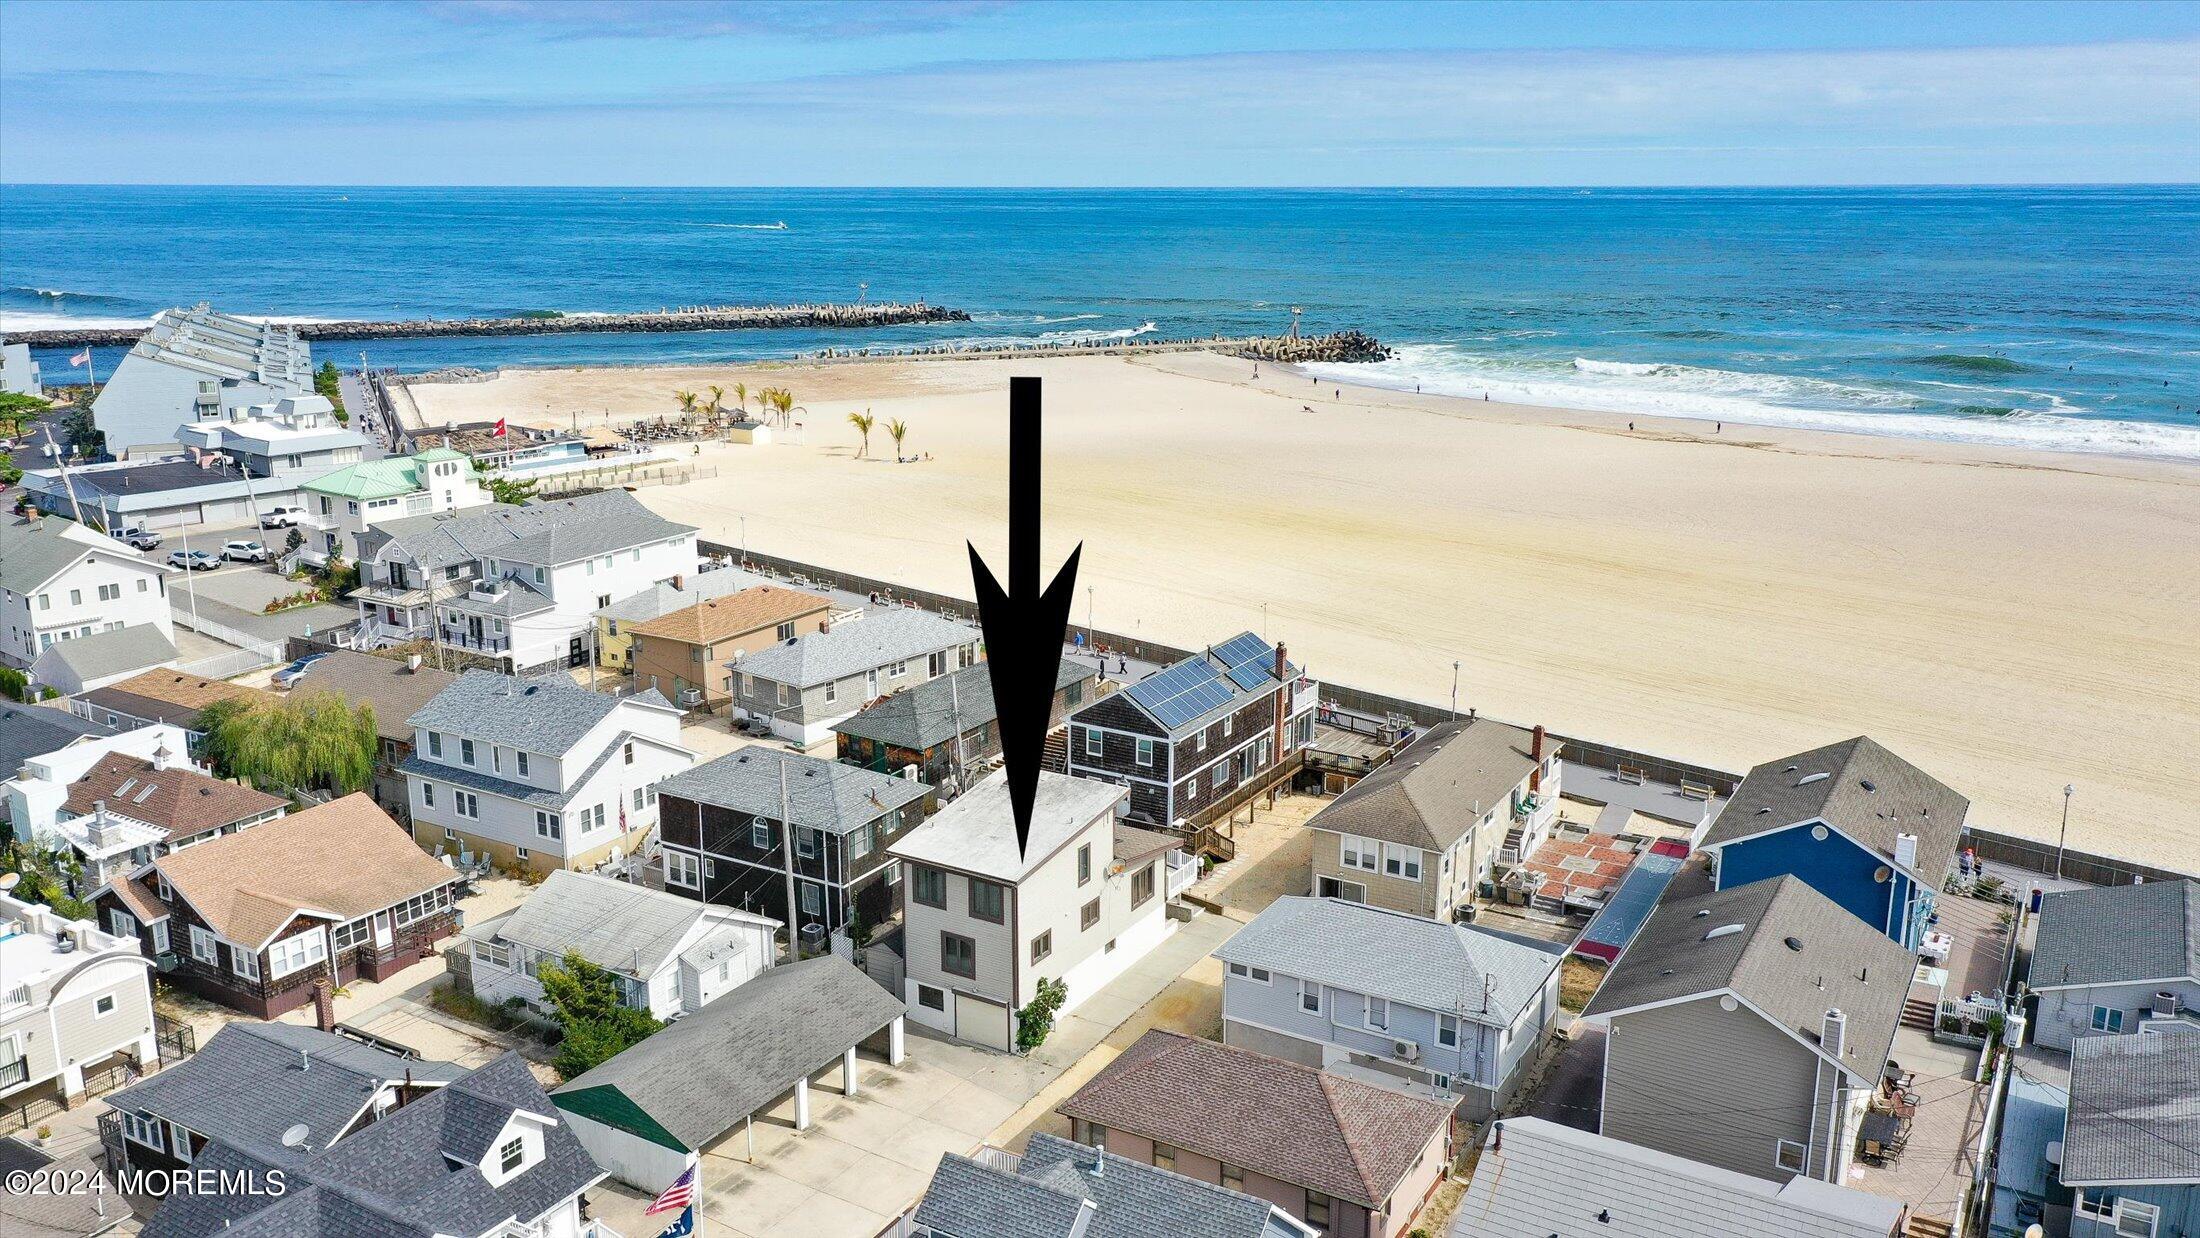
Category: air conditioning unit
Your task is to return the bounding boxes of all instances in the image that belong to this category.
[1393,1040,1419,1062]
[677,687,703,707]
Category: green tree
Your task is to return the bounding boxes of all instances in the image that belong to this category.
[314,361,347,422]
[538,951,662,1079]
[1016,977,1069,1051]
[196,690,376,798]
[704,385,724,419]
[731,382,748,417]
[482,470,538,506]
[847,410,875,458]
[673,390,698,422]
[887,418,909,460]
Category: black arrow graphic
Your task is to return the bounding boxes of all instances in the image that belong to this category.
[969,376,1082,857]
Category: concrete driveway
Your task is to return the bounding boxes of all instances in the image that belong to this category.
[168,558,354,644]
[585,912,1241,1238]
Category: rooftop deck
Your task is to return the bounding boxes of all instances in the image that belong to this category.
[1557,756,1726,831]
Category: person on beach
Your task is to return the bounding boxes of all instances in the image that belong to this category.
[1629,422,1636,431]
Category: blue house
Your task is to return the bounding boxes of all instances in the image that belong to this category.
[1695,737,1967,950]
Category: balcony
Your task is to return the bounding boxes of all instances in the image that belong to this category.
[1165,850,1199,899]
[441,628,511,655]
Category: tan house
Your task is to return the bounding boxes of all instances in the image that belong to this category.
[1306,717,1558,921]
[626,585,831,709]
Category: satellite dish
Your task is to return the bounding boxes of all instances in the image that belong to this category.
[1873,865,1894,883]
[0,873,20,892]
[280,1124,312,1149]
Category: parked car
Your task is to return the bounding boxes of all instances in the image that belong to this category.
[167,549,218,571]
[271,653,329,689]
[220,540,270,563]
[116,525,163,550]
[259,506,305,529]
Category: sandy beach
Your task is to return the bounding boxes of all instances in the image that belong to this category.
[407,352,2200,870]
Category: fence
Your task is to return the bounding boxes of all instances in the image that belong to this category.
[171,609,288,680]
[532,461,718,497]
[1,1014,193,1134]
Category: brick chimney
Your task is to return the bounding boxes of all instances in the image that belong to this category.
[1529,725,1546,792]
[1272,642,1291,759]
[312,978,337,1033]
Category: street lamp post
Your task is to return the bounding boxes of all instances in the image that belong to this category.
[2057,784,2075,883]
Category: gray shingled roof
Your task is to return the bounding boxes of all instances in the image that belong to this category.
[363,488,692,573]
[654,747,928,835]
[915,1133,1310,1238]
[596,569,756,623]
[471,870,776,978]
[730,608,977,689]
[1579,875,1913,1085]
[2030,879,2200,990]
[834,659,1095,752]
[1305,717,1547,851]
[2061,1026,2200,1185]
[1452,1116,1907,1238]
[140,1051,601,1238]
[406,669,671,754]
[0,703,114,776]
[891,770,1129,882]
[108,1022,468,1166]
[553,954,903,1149]
[33,623,176,683]
[1058,1029,1453,1210]
[1700,736,1968,881]
[1216,897,1565,1027]
[290,650,459,743]
[0,515,135,593]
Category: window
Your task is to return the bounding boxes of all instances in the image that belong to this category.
[660,851,696,889]
[1437,1014,1459,1048]
[35,593,47,611]
[1077,843,1092,886]
[1083,728,1102,758]
[1366,996,1389,1031]
[1383,843,1423,882]
[393,886,452,927]
[138,579,149,593]
[491,747,501,773]
[428,732,442,757]
[122,1110,165,1151]
[1340,835,1379,872]
[917,984,946,1011]
[1774,1140,1808,1174]
[1299,979,1321,1013]
[1221,716,1232,738]
[109,909,137,940]
[2091,1005,2126,1033]
[421,782,437,808]
[461,738,476,766]
[516,751,529,777]
[2078,1192,2118,1220]
[516,847,530,862]
[823,680,837,704]
[799,883,822,915]
[499,1137,525,1174]
[777,682,792,707]
[1031,931,1052,964]
[156,874,171,902]
[1221,1163,1243,1191]
[752,819,772,850]
[632,787,646,812]
[455,790,479,819]
[1134,737,1155,767]
[1304,1194,1331,1227]
[150,921,170,955]
[535,811,562,840]
[232,946,260,982]
[98,583,120,602]
[1212,765,1228,790]
[848,822,873,860]
[1227,963,1273,984]
[1081,898,1101,930]
[2115,1200,2161,1238]
[796,826,820,860]
[94,993,117,1017]
[623,740,635,766]
[928,650,948,677]
[913,865,946,909]
[941,932,977,979]
[69,588,81,606]
[267,932,328,979]
[190,926,218,964]
[1152,1143,1176,1172]
[969,879,1005,923]
[889,660,908,678]
[1130,863,1156,907]
[332,918,371,951]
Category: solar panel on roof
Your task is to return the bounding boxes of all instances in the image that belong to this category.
[1125,658,1236,731]
[1214,632,1279,691]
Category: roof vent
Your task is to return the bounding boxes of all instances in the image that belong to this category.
[1692,909,1709,918]
[1784,936,1804,952]
[1703,924,1745,941]
[1796,772,1830,786]
[1756,807,1771,815]
[1860,779,1877,793]
[1782,764,1798,773]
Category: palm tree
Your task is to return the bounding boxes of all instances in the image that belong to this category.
[674,390,697,425]
[847,410,875,458]
[732,382,749,418]
[774,389,796,426]
[705,385,725,421]
[887,418,909,460]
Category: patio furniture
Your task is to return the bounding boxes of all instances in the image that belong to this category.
[1921,930,1954,963]
[1859,1109,1903,1162]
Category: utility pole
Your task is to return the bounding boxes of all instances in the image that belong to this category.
[176,523,202,631]
[2057,784,2075,883]
[948,672,967,793]
[1450,661,1461,719]
[780,756,802,961]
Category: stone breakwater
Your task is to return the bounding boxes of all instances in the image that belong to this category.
[803,329,1394,365]
[10,302,971,348]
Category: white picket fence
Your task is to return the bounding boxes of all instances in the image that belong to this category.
[172,612,287,680]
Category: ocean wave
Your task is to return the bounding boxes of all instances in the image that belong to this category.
[1300,344,2200,462]
[1032,314,1101,325]
[1903,353,2032,375]
[0,311,156,332]
[1037,321,1157,343]
[2,285,132,305]
[697,222,789,231]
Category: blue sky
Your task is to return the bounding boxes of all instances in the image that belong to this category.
[2,0,2195,185]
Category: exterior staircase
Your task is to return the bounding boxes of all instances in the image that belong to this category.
[1901,994,1939,1032]
[1904,1214,1954,1238]
[1042,725,1070,773]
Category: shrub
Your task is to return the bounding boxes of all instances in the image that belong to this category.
[1016,977,1069,1052]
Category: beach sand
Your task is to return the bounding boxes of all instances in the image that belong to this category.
[407,352,2200,870]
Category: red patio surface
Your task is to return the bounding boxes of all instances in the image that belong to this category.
[1513,830,1651,908]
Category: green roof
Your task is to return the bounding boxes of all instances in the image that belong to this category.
[303,451,472,501]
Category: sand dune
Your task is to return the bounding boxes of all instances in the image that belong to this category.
[408,352,2200,870]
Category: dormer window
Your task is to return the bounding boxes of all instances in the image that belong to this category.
[498,1136,524,1174]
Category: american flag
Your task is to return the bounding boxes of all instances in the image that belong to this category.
[69,349,91,367]
[646,1163,697,1215]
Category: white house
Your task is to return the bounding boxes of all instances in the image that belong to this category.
[462,870,778,1021]
[0,337,40,396]
[29,623,178,696]
[353,488,697,673]
[890,769,1193,1052]
[402,670,695,875]
[0,513,174,671]
[300,445,491,563]
[90,305,312,454]
[0,889,158,1107]
[2029,879,2200,1049]
[175,393,365,480]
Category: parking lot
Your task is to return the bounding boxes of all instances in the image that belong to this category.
[164,538,355,644]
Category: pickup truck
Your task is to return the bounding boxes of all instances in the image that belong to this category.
[116,525,163,551]
[259,506,306,529]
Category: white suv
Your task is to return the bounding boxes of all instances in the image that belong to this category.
[221,540,271,563]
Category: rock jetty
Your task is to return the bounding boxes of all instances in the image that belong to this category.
[10,302,970,349]
[802,329,1393,365]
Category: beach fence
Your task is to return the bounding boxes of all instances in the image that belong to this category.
[531,460,716,497]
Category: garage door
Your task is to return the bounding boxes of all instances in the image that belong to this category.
[954,993,1012,1052]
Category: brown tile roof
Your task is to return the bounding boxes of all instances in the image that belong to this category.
[626,585,831,646]
[64,754,287,843]
[152,793,456,948]
[1058,1029,1453,1209]
[288,650,459,742]
[84,670,269,721]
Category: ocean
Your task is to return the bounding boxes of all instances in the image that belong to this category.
[4,185,2197,458]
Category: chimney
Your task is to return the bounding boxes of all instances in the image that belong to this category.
[1822,1007,1846,1060]
[1529,725,1546,793]
[671,574,684,591]
[312,979,337,1033]
[406,653,423,673]
[88,801,109,848]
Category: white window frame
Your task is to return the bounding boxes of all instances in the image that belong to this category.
[516,751,529,777]
[189,926,218,965]
[94,993,117,1017]
[1135,737,1155,767]
[752,820,771,850]
[665,850,700,890]
[1366,996,1389,1031]
[2091,1005,2126,1033]
[455,790,479,819]
[1084,728,1103,758]
[1340,835,1379,873]
[1383,843,1424,882]
[1299,979,1321,1014]
[1437,1013,1459,1048]
[122,1110,165,1151]
[1774,1139,1807,1174]
[149,920,170,955]
[2114,1199,2160,1238]
[109,909,137,940]
[232,946,261,982]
